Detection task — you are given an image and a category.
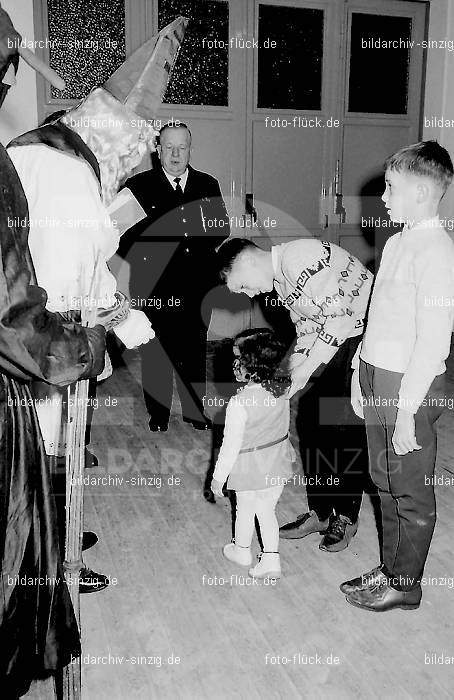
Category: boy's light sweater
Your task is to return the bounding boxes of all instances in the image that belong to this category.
[356,216,454,413]
[272,240,373,377]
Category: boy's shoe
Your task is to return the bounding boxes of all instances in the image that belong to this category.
[340,565,385,595]
[279,510,329,539]
[319,514,358,552]
[248,552,281,580]
[346,579,422,612]
[223,542,252,567]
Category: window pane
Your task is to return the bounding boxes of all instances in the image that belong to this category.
[257,4,324,110]
[47,0,126,100]
[349,13,411,114]
[158,0,229,106]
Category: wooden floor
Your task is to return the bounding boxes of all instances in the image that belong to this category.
[27,347,454,700]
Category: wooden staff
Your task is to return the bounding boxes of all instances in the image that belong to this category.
[18,46,65,90]
[63,258,101,700]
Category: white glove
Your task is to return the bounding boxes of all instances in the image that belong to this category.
[351,368,364,419]
[113,309,155,349]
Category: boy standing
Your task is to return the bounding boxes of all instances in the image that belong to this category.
[344,141,454,612]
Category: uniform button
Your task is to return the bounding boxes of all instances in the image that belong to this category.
[184,233,188,237]
[185,248,189,253]
[180,206,184,211]
[143,257,147,260]
[182,218,187,223]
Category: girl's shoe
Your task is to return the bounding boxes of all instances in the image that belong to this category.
[248,552,281,579]
[223,541,252,567]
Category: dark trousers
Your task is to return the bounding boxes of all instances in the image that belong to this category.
[296,336,370,523]
[50,460,66,555]
[360,360,446,590]
[140,318,207,424]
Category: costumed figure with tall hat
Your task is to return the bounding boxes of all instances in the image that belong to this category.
[7,18,189,594]
[0,4,115,696]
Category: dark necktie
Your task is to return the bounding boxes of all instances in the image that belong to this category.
[174,177,184,204]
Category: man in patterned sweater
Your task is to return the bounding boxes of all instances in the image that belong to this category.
[217,237,374,552]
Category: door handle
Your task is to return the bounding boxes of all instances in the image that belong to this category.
[335,193,346,223]
[333,159,346,223]
[319,179,329,228]
[245,192,257,224]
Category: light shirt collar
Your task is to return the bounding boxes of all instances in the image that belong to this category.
[401,215,442,238]
[163,168,188,192]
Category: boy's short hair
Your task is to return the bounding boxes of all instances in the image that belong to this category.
[385,140,454,194]
[216,237,259,281]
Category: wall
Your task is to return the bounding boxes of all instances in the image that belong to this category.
[0,0,38,145]
[423,0,454,219]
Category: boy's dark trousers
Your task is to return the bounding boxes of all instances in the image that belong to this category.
[295,335,370,524]
[359,360,446,591]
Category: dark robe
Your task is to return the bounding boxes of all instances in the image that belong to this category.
[0,143,106,696]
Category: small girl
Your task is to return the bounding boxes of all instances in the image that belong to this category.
[211,328,295,580]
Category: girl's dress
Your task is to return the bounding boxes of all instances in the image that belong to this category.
[214,383,294,490]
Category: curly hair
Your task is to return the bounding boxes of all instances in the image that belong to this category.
[234,327,291,398]
[62,88,158,205]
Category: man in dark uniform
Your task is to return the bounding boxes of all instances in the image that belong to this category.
[123,123,230,431]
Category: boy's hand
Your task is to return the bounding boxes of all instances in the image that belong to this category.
[211,478,225,498]
[351,368,364,419]
[288,366,311,398]
[392,409,422,455]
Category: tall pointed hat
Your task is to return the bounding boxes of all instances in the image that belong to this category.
[103,16,188,119]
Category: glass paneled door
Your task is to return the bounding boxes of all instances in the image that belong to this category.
[38,0,426,334]
[244,0,426,262]
[245,0,342,247]
[336,0,427,269]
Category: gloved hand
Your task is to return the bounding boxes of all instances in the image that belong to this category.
[113,308,155,348]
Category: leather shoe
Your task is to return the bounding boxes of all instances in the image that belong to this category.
[346,578,422,612]
[340,564,385,595]
[79,567,109,594]
[148,419,168,432]
[82,531,98,552]
[279,510,329,539]
[319,514,358,552]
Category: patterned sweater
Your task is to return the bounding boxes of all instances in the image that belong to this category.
[272,240,373,375]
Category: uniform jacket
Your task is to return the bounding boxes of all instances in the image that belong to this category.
[121,163,230,314]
